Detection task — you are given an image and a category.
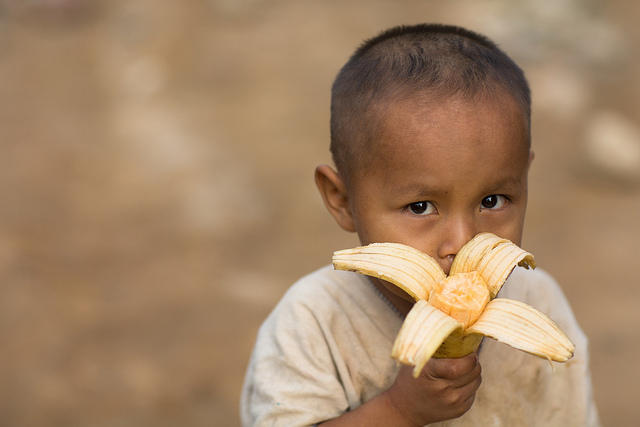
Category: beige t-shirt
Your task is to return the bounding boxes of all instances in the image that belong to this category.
[241,265,601,427]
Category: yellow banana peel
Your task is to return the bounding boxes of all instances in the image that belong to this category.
[333,233,574,377]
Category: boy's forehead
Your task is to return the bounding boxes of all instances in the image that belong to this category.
[376,93,529,153]
[342,91,530,190]
[359,93,530,181]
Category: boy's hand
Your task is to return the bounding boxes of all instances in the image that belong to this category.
[386,352,482,426]
[319,352,481,427]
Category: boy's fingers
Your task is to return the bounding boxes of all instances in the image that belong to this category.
[457,378,481,410]
[454,363,482,391]
[426,352,479,380]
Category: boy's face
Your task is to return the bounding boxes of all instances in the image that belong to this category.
[324,94,532,282]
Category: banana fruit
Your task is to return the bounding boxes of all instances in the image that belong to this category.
[332,233,575,377]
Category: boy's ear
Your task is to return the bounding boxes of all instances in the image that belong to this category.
[314,164,356,233]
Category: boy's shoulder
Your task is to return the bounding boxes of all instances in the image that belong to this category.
[500,266,569,313]
[282,264,367,302]
[244,266,404,422]
[500,266,586,346]
[270,265,368,320]
[283,264,566,313]
[275,264,570,326]
[268,265,403,337]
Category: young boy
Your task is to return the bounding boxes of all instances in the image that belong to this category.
[241,24,601,426]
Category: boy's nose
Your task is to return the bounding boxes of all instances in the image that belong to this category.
[437,219,477,274]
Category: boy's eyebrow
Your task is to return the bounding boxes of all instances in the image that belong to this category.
[388,181,448,199]
[389,175,524,199]
[482,175,525,194]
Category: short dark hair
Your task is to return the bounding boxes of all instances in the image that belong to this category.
[330,23,531,184]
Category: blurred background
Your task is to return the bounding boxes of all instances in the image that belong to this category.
[0,0,639,425]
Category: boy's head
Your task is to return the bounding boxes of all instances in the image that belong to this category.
[316,23,533,282]
[330,24,531,187]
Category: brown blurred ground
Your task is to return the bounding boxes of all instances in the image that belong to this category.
[0,0,639,426]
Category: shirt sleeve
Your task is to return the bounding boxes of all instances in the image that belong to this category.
[240,284,351,427]
[492,267,603,427]
[535,270,602,427]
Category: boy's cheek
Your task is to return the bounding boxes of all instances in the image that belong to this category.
[355,214,527,255]
[484,215,527,246]
[356,218,429,250]
[350,205,398,244]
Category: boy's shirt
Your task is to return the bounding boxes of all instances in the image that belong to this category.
[241,265,601,427]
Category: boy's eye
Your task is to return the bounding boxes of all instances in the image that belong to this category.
[480,195,507,210]
[406,201,436,215]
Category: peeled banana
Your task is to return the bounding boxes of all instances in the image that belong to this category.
[332,233,575,377]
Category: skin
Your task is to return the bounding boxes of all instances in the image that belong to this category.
[315,93,533,426]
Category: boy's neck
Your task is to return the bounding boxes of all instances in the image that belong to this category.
[370,277,415,317]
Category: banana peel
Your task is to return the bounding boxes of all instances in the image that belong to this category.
[333,233,574,377]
